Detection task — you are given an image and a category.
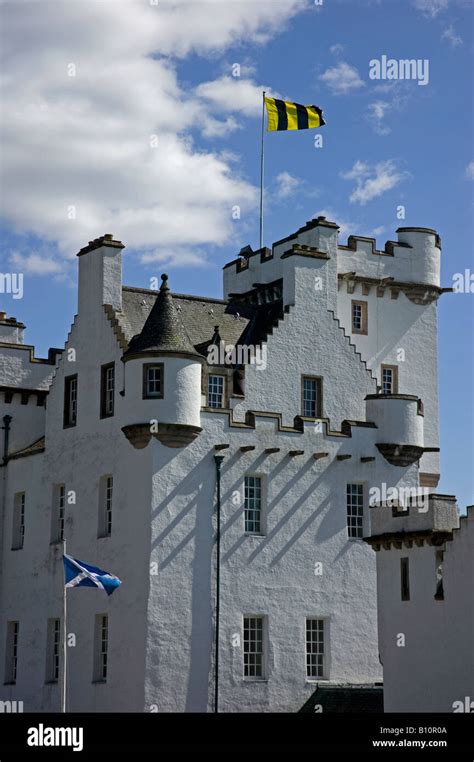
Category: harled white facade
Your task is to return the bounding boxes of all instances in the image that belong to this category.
[0,217,454,712]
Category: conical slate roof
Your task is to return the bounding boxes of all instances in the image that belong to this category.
[124,274,202,359]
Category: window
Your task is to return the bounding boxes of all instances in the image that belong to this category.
[243,616,264,679]
[51,484,65,543]
[11,492,25,550]
[302,376,322,418]
[435,550,444,600]
[306,619,325,679]
[98,476,113,538]
[93,614,108,682]
[143,364,163,399]
[401,557,410,601]
[208,375,225,408]
[63,374,78,428]
[351,300,368,335]
[347,483,364,539]
[4,621,19,684]
[381,365,398,394]
[244,476,262,534]
[45,619,60,683]
[100,363,115,418]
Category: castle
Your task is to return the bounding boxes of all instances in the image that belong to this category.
[0,216,459,712]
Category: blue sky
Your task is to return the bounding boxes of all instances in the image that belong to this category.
[0,0,473,508]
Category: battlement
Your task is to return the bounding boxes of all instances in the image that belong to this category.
[223,217,444,304]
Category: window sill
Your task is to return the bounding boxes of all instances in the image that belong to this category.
[244,533,266,538]
[242,678,268,683]
[3,681,16,686]
[11,547,23,551]
[45,680,59,685]
[97,534,111,540]
[92,679,107,685]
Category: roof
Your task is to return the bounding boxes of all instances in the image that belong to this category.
[124,274,201,359]
[118,282,283,361]
[299,684,384,713]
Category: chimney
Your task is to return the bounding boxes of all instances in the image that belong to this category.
[0,314,26,344]
[77,234,125,316]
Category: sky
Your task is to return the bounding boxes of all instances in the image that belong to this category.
[0,0,473,508]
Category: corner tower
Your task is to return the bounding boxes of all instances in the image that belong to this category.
[121,274,204,449]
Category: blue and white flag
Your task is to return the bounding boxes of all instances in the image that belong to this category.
[63,554,122,596]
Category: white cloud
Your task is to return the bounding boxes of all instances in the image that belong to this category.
[319,62,365,95]
[412,0,449,16]
[0,0,305,264]
[274,171,301,200]
[9,252,65,276]
[329,43,344,56]
[371,225,386,236]
[368,101,391,135]
[466,161,474,180]
[341,160,407,205]
[140,247,209,268]
[441,25,463,46]
[196,76,277,116]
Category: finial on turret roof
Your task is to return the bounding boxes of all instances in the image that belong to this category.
[160,273,169,292]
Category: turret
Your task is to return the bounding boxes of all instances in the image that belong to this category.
[365,394,424,466]
[121,274,204,449]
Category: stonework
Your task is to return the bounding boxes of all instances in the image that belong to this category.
[0,216,456,712]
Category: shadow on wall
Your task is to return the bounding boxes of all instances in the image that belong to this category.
[150,450,215,712]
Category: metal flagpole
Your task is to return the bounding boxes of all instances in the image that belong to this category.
[259,90,266,250]
[62,539,67,713]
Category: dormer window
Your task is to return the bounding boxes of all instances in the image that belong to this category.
[143,364,164,399]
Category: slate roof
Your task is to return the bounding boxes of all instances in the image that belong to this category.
[119,283,283,361]
[124,275,201,358]
[299,684,384,713]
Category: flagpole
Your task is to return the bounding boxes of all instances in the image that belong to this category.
[62,539,67,713]
[259,90,266,250]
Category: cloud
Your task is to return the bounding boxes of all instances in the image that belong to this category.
[196,76,276,116]
[329,43,344,56]
[412,0,449,16]
[0,0,305,264]
[441,25,463,46]
[367,101,391,135]
[9,252,65,276]
[274,171,301,200]
[341,160,407,205]
[140,247,209,268]
[319,62,365,95]
[466,161,474,180]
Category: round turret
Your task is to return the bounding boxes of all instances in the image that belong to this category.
[396,227,441,287]
[121,274,204,449]
[366,393,424,466]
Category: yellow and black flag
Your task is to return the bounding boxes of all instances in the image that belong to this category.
[264,97,325,132]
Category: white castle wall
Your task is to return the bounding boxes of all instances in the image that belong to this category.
[0,217,451,713]
[372,504,473,712]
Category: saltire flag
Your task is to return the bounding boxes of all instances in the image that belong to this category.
[63,554,122,596]
[264,97,325,132]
